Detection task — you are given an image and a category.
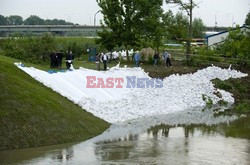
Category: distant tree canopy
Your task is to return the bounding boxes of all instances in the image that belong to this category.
[0,14,75,25]
[8,15,23,25]
[245,12,250,26]
[192,18,205,38]
[0,15,8,25]
[167,12,189,40]
[24,15,45,25]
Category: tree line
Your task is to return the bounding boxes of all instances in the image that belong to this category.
[0,15,75,26]
[96,0,206,61]
[96,0,249,64]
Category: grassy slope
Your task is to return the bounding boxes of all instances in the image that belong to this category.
[0,55,110,150]
[213,75,250,113]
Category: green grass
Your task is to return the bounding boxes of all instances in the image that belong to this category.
[213,77,250,113]
[0,55,110,150]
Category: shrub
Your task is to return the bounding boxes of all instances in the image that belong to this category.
[147,55,154,65]
[0,34,56,63]
[140,47,155,62]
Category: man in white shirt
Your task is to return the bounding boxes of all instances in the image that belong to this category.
[101,53,109,71]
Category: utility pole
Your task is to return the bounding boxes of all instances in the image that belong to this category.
[186,0,193,63]
[94,10,101,37]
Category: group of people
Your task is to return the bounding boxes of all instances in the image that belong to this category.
[134,50,172,67]
[95,52,109,71]
[50,50,172,71]
[50,50,74,69]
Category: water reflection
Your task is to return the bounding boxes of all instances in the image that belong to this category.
[51,147,74,162]
[0,110,250,165]
[94,125,250,164]
[95,134,138,161]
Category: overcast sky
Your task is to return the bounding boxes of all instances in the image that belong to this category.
[0,0,249,27]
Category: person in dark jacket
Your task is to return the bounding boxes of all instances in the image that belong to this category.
[153,51,159,66]
[50,50,57,68]
[56,50,63,69]
[66,51,74,69]
[101,53,109,71]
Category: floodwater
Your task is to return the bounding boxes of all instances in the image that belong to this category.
[0,109,250,165]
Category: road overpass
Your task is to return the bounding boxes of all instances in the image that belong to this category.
[0,25,103,32]
[0,25,229,36]
[0,25,104,36]
[205,26,228,32]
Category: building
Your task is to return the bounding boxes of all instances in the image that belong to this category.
[206,25,249,48]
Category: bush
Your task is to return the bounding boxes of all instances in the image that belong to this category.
[55,37,97,59]
[0,34,56,63]
[140,47,155,62]
[147,55,154,65]
[196,46,222,62]
[235,102,250,113]
[0,36,99,63]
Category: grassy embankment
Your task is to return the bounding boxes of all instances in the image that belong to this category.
[0,55,110,150]
[212,76,250,113]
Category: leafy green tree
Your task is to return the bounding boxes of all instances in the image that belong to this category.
[97,0,164,60]
[218,25,250,69]
[162,10,174,31]
[238,31,250,69]
[245,12,250,25]
[100,0,137,60]
[192,18,205,38]
[162,10,175,43]
[24,15,45,25]
[220,26,244,58]
[135,0,164,52]
[0,15,8,25]
[7,15,23,25]
[165,0,199,63]
[167,12,188,41]
[96,29,116,52]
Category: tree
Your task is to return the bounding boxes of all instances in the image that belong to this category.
[24,15,45,25]
[218,25,250,69]
[238,31,250,69]
[162,10,175,43]
[135,0,164,52]
[96,29,116,53]
[165,0,199,64]
[245,12,250,26]
[7,15,23,25]
[0,15,8,25]
[97,0,136,61]
[167,12,188,41]
[45,19,74,25]
[192,18,205,38]
[97,0,164,60]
